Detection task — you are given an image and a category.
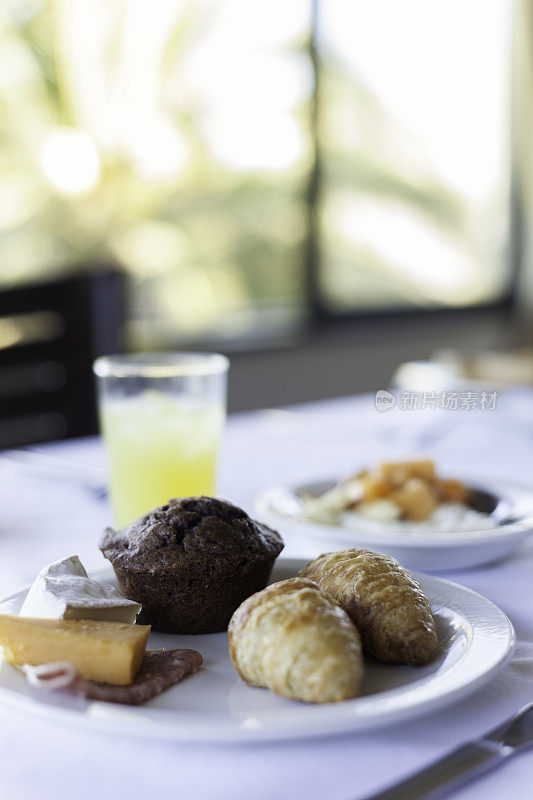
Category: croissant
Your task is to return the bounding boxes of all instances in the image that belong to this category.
[300,549,437,665]
[228,577,364,703]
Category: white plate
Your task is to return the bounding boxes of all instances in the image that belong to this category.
[256,477,533,571]
[0,559,514,743]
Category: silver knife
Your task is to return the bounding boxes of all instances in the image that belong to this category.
[361,702,533,800]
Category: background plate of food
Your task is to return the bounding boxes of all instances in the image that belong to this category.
[256,460,533,571]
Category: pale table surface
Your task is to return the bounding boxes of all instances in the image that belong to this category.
[1,391,533,800]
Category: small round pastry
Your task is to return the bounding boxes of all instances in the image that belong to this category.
[100,497,284,634]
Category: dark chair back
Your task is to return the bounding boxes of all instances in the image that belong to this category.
[0,270,123,448]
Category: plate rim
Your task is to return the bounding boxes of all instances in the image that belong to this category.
[0,558,515,744]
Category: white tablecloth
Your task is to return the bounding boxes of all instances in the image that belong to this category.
[2,391,533,800]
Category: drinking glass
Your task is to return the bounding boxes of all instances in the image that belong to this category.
[93,352,229,527]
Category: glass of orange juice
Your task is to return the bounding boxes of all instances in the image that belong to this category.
[93,352,229,527]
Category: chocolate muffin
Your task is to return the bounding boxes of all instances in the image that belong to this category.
[100,497,284,634]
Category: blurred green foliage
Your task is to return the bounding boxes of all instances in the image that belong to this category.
[0,0,510,348]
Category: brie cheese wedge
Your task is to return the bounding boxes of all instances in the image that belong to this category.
[20,556,142,624]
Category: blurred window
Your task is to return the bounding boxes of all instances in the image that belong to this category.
[317,0,511,313]
[0,0,512,348]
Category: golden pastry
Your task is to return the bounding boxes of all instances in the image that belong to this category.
[228,577,364,704]
[300,549,438,665]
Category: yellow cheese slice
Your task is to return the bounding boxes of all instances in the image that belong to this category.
[0,615,150,685]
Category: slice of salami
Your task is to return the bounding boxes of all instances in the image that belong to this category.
[23,649,203,706]
[79,649,203,705]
